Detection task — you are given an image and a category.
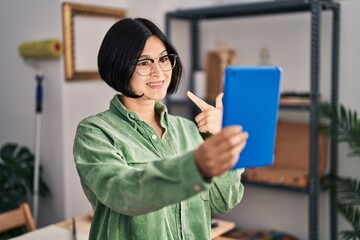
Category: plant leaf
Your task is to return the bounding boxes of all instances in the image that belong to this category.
[320,102,360,156]
[339,229,360,240]
[0,143,18,163]
[0,143,51,209]
[335,203,360,238]
[336,177,360,205]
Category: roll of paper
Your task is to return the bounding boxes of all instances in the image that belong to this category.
[19,38,62,59]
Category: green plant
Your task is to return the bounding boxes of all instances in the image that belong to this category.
[320,102,360,240]
[0,143,50,238]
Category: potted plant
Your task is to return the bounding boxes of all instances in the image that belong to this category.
[320,102,360,240]
[0,143,50,238]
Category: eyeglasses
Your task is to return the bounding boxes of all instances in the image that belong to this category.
[134,54,177,76]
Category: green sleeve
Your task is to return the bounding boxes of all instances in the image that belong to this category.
[73,129,210,216]
[208,169,244,213]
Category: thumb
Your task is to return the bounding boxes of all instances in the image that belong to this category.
[215,93,224,110]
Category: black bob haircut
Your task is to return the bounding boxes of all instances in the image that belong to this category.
[98,18,183,98]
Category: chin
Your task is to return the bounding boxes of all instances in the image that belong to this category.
[153,94,166,101]
[151,89,168,100]
[141,92,166,101]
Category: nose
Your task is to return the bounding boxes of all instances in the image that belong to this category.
[150,60,164,77]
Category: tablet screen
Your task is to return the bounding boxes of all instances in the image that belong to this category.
[222,66,282,169]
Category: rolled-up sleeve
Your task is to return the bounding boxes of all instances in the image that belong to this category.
[208,169,244,213]
[74,127,210,216]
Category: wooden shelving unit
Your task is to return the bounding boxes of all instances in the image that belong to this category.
[165,1,340,239]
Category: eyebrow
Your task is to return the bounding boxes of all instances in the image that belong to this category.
[139,50,168,59]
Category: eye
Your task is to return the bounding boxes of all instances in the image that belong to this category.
[137,59,152,67]
[159,55,169,63]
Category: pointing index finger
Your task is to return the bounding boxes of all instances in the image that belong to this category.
[187,91,210,111]
[215,92,224,110]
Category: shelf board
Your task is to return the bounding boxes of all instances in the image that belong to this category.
[279,98,310,110]
[280,104,310,111]
[167,98,215,106]
[243,178,329,193]
[166,0,335,20]
[242,178,309,193]
[167,98,311,110]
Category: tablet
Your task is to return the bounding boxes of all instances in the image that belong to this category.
[222,66,282,169]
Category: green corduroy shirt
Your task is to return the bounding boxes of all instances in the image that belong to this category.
[73,95,244,240]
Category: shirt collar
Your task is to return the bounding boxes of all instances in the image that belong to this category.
[109,94,169,125]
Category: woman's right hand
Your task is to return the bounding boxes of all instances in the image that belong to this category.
[195,126,248,177]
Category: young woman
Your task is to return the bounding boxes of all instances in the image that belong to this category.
[73,18,248,240]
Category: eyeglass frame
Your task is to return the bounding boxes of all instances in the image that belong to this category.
[134,53,178,76]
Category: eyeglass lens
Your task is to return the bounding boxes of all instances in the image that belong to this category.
[136,54,177,76]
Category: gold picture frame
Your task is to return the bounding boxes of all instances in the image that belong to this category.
[62,2,126,80]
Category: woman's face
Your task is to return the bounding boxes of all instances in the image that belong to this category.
[129,36,172,101]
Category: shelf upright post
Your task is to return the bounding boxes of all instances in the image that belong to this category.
[190,18,200,119]
[329,3,340,240]
[165,13,171,42]
[309,0,322,240]
[165,13,173,113]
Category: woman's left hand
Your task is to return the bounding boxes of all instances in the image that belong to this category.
[187,91,223,135]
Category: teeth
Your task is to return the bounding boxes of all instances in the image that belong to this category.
[147,81,163,86]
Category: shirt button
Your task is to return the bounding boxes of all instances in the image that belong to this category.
[129,114,134,118]
[194,184,201,192]
[151,134,157,140]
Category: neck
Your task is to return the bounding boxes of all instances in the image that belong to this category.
[120,95,164,137]
[120,95,157,123]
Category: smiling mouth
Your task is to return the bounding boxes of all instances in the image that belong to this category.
[146,81,164,87]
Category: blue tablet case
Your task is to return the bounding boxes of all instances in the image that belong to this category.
[222,66,282,169]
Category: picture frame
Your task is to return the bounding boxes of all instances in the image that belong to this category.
[62,2,126,80]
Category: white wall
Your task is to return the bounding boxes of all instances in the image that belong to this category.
[59,0,127,223]
[1,0,359,238]
[0,0,66,226]
[0,0,126,227]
